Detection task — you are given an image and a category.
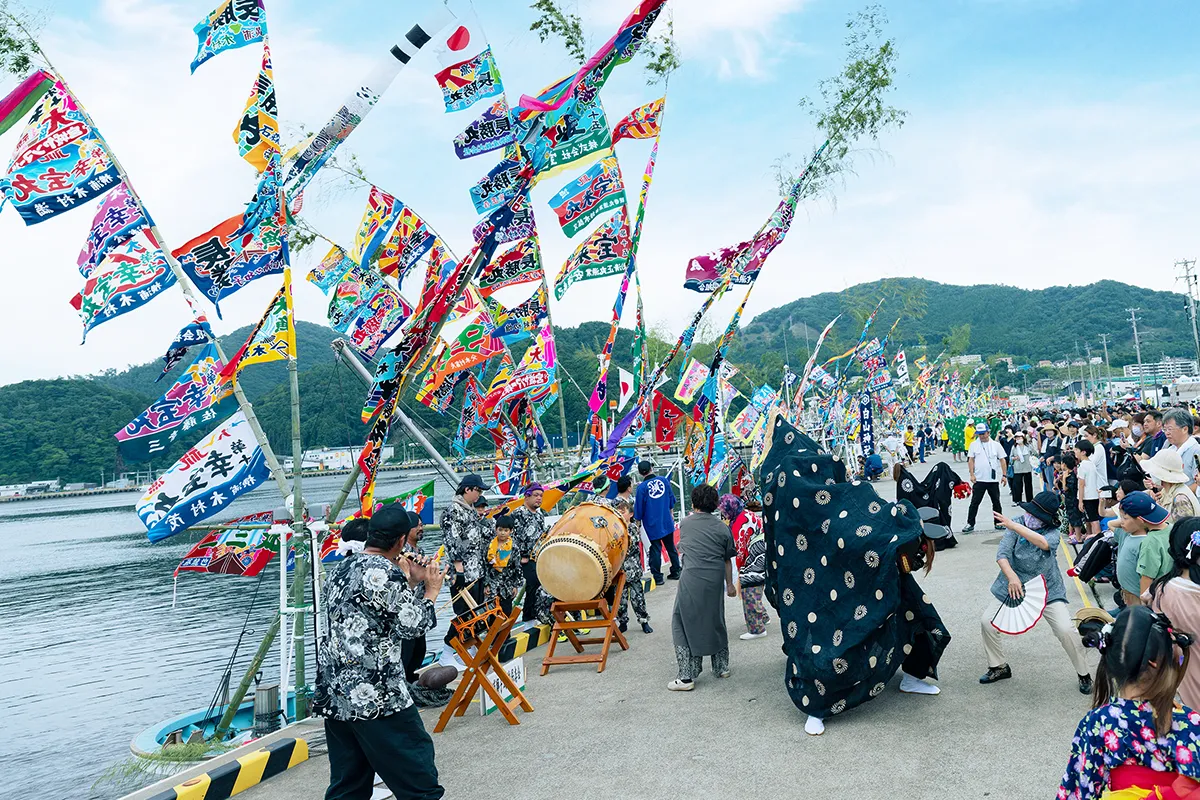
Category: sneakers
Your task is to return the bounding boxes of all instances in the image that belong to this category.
[979,664,1012,684]
[667,679,695,692]
[1066,566,1079,578]
[717,670,731,679]
[961,525,976,534]
[618,620,628,633]
[1079,674,1093,694]
[740,631,769,640]
[641,622,654,634]
[667,572,681,581]
[994,524,1005,531]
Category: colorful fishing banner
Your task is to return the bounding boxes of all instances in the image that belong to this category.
[347,283,412,358]
[1,80,120,225]
[553,208,631,300]
[427,310,505,391]
[454,98,515,159]
[488,282,548,343]
[77,182,152,278]
[683,240,753,293]
[499,325,558,417]
[357,405,392,515]
[674,358,710,404]
[233,44,279,173]
[306,244,353,293]
[190,0,267,73]
[452,373,486,456]
[469,156,524,215]
[587,138,659,417]
[894,350,910,386]
[857,390,874,458]
[652,391,685,449]
[173,213,284,314]
[220,275,296,380]
[477,237,543,297]
[0,69,52,138]
[347,479,436,526]
[158,317,215,382]
[793,315,840,406]
[435,46,503,112]
[478,351,516,421]
[117,343,234,461]
[518,95,612,180]
[378,206,437,279]
[414,363,469,413]
[517,0,665,113]
[70,231,176,340]
[137,411,272,543]
[350,185,402,265]
[174,511,277,577]
[280,6,453,199]
[472,189,535,246]
[548,154,626,238]
[612,97,663,143]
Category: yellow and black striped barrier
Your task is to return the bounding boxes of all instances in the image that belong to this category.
[146,737,308,800]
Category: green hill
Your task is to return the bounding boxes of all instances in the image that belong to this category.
[0,279,1191,485]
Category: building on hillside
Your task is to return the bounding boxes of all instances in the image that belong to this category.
[995,357,1015,372]
[1090,356,1103,365]
[949,354,982,366]
[1037,360,1054,368]
[1122,357,1198,382]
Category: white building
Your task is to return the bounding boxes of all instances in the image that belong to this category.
[1123,357,1199,381]
[949,354,982,366]
[283,446,396,472]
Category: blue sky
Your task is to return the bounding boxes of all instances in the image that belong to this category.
[3,0,1200,383]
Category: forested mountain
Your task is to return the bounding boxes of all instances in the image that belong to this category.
[0,280,1188,484]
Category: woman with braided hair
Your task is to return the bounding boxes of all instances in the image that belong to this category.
[1057,605,1199,799]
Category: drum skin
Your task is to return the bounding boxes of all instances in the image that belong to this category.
[536,502,629,602]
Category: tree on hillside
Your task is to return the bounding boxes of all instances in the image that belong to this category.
[943,323,972,356]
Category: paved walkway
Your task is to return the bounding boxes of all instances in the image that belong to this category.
[243,453,1098,799]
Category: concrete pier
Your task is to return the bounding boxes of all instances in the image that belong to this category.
[234,454,1099,799]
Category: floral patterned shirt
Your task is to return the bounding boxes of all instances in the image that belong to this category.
[511,505,547,562]
[1057,699,1200,799]
[313,554,436,722]
[441,497,486,581]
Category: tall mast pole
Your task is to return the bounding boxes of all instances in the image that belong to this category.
[1128,308,1146,404]
[1177,259,1200,367]
[1100,333,1113,401]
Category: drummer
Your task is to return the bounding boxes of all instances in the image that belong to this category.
[512,483,548,624]
[440,474,489,663]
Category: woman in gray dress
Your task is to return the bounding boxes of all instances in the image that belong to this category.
[669,484,737,691]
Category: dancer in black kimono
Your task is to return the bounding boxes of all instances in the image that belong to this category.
[896,462,964,550]
[760,414,952,736]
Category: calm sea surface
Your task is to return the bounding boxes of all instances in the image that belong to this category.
[0,470,457,800]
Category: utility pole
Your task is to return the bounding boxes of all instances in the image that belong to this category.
[1085,343,1095,404]
[1128,308,1146,404]
[1177,259,1200,366]
[1099,334,1113,401]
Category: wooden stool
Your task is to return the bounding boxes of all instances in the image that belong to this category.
[540,570,630,675]
[433,602,533,733]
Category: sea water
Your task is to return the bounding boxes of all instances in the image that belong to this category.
[0,470,457,800]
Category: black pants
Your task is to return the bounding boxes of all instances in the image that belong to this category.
[443,575,485,647]
[647,535,681,582]
[966,481,1002,526]
[1010,472,1033,503]
[905,445,915,462]
[324,707,443,800]
[400,634,426,684]
[520,560,541,622]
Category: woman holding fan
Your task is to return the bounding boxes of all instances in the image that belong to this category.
[978,490,1093,694]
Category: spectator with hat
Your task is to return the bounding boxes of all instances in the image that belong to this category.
[963,422,1008,533]
[1141,448,1200,525]
[1038,420,1062,490]
[1114,491,1170,606]
[979,491,1092,693]
[635,460,680,584]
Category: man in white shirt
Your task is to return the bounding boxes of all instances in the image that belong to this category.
[1074,438,1102,538]
[1162,407,1200,495]
[963,423,1008,533]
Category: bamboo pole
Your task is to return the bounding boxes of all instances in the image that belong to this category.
[542,290,572,453]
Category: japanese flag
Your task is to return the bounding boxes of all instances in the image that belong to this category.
[618,367,635,412]
[433,11,490,68]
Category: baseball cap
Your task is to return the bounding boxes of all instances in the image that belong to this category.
[1119,491,1169,525]
[974,422,989,433]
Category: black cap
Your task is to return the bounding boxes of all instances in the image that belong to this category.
[458,473,488,492]
[638,460,653,475]
[473,497,488,509]
[368,504,413,537]
[406,510,422,529]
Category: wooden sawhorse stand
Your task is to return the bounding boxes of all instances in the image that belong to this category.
[540,571,630,675]
[433,603,533,733]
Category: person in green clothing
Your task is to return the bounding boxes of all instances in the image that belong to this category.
[1114,491,1170,604]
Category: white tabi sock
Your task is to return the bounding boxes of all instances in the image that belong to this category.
[899,671,941,695]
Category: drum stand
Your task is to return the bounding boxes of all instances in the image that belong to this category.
[540,570,630,675]
[434,599,533,733]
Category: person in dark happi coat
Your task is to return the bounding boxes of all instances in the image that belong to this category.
[761,413,952,737]
[668,484,737,691]
[896,462,964,550]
